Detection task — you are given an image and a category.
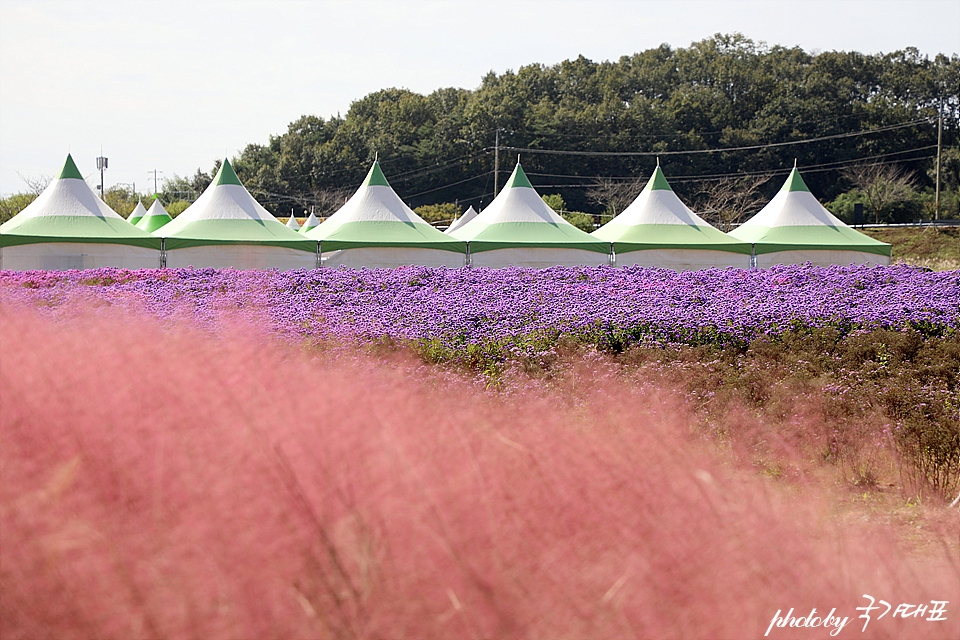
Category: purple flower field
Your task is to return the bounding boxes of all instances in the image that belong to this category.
[2,263,957,366]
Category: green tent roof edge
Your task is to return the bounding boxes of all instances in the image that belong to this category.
[0,229,161,249]
[162,236,317,252]
[612,241,752,255]
[320,238,465,252]
[466,238,609,254]
[137,215,172,233]
[57,154,84,180]
[751,242,891,256]
[211,158,244,187]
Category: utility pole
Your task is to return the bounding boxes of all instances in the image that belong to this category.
[148,170,163,196]
[935,101,943,222]
[494,128,501,197]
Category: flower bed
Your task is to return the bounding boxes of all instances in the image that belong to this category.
[3,264,957,368]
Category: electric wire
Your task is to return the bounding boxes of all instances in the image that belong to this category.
[495,118,934,158]
[221,115,942,212]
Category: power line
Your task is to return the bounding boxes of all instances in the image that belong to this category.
[384,151,491,183]
[493,110,885,142]
[405,171,494,199]
[242,149,487,186]
[524,146,939,188]
[495,118,933,158]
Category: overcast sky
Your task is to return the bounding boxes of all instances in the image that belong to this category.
[1,0,957,198]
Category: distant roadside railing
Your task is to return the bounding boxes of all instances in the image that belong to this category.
[856,220,960,228]
[722,220,960,231]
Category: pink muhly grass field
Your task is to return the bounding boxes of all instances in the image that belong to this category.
[1,306,957,640]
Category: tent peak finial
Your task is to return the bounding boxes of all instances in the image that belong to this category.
[794,158,798,168]
[656,156,660,167]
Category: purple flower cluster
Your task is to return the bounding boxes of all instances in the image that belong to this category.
[2,264,957,365]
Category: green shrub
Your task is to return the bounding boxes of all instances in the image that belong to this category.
[0,193,37,224]
[414,203,460,225]
[165,200,191,217]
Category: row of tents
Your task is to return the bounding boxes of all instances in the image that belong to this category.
[0,154,891,271]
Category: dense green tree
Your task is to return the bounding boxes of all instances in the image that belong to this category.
[165,200,191,218]
[0,193,37,224]
[842,162,920,224]
[167,36,957,221]
[541,194,565,213]
[158,169,212,205]
[561,211,596,232]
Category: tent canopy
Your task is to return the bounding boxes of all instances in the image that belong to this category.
[449,163,607,255]
[128,201,147,225]
[444,205,478,235]
[592,165,751,255]
[0,154,160,250]
[730,168,891,258]
[306,162,465,254]
[158,158,314,253]
[299,211,320,234]
[136,199,173,233]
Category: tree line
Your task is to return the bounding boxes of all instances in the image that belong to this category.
[229,34,960,224]
[4,34,958,226]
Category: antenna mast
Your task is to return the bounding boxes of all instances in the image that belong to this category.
[96,152,108,196]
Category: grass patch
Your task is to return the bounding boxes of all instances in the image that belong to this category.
[862,226,960,270]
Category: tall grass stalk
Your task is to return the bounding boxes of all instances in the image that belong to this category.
[2,306,957,639]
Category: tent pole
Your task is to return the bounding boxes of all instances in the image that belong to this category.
[160,237,166,269]
[465,242,471,268]
[609,243,616,267]
[316,240,322,269]
[750,244,757,269]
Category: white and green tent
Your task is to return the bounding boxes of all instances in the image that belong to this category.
[449,163,609,267]
[729,167,891,267]
[592,165,751,270]
[136,198,173,233]
[0,154,161,270]
[128,200,147,226]
[299,211,320,234]
[158,158,317,270]
[306,162,466,268]
[444,205,478,235]
[286,213,301,231]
